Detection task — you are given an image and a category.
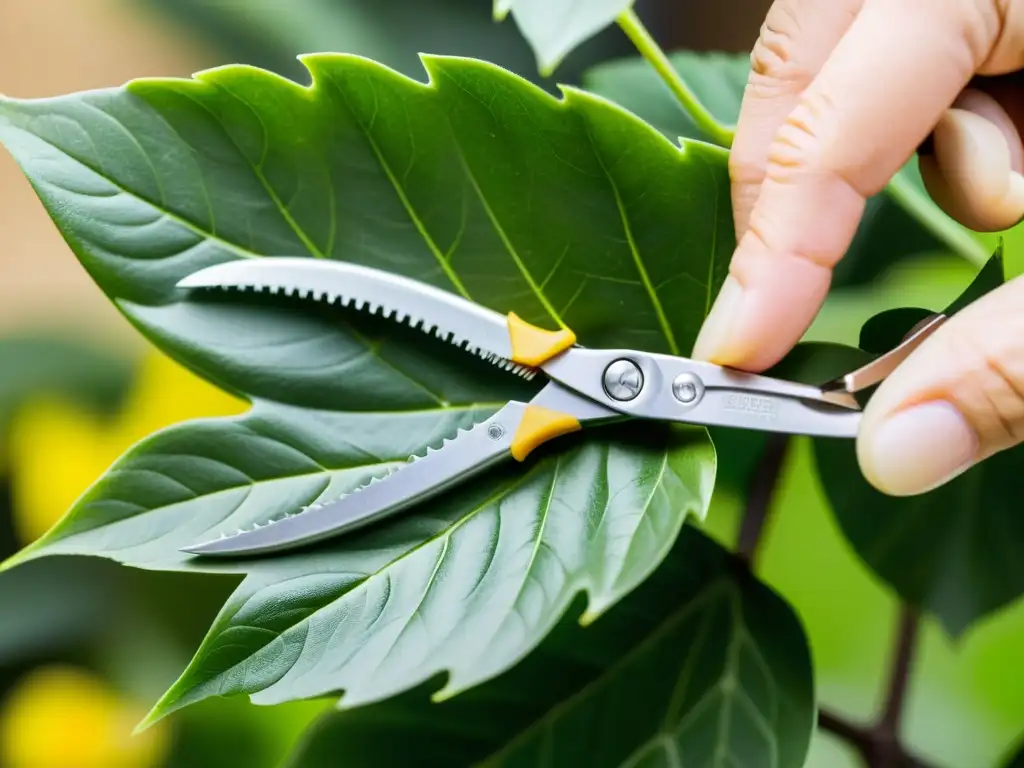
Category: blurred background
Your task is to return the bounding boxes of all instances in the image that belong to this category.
[1,2,1023,767]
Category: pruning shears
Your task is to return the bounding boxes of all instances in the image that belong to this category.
[174,257,946,558]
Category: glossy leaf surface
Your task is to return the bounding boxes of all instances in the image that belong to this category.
[0,55,729,716]
[283,525,816,768]
[815,250,1022,635]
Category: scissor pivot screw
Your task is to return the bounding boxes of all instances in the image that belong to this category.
[672,373,704,405]
[487,424,505,440]
[603,359,644,401]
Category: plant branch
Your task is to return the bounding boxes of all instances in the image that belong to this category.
[818,709,936,768]
[816,606,927,766]
[615,8,734,148]
[880,607,920,738]
[736,434,789,566]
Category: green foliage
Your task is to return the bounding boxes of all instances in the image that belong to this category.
[0,52,738,729]
[814,249,1020,636]
[3,4,1024,766]
[583,50,748,143]
[283,525,815,768]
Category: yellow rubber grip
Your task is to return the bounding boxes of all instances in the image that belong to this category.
[507,312,576,367]
[510,405,582,462]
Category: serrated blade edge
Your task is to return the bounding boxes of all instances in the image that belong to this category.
[177,258,535,377]
[181,402,528,557]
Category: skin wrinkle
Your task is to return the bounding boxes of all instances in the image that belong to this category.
[729,0,863,238]
[694,0,1024,493]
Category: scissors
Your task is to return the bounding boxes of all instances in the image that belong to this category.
[173,257,945,558]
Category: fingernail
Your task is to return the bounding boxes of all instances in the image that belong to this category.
[860,400,979,496]
[692,276,744,361]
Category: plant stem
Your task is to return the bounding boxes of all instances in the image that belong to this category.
[816,607,928,766]
[876,607,921,762]
[736,434,931,766]
[736,434,789,566]
[614,8,735,148]
[818,709,936,768]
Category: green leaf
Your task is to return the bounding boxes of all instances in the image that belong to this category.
[814,248,1024,636]
[582,50,992,285]
[856,248,1003,354]
[857,307,934,355]
[0,55,729,717]
[282,525,816,768]
[497,0,633,75]
[583,50,748,144]
[129,415,712,721]
[944,240,1005,315]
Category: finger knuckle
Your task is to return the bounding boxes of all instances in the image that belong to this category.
[744,213,835,271]
[761,89,877,199]
[748,1,816,92]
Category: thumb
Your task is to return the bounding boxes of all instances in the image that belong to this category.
[857,277,1024,496]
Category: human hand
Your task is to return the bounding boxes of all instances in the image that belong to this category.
[692,0,1024,496]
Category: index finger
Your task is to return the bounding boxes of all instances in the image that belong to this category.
[693,0,996,371]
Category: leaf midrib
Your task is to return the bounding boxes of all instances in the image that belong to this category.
[582,118,679,355]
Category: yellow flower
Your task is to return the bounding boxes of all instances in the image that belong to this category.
[0,665,169,768]
[7,348,246,545]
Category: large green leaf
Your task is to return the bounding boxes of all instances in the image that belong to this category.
[0,55,729,717]
[582,50,990,283]
[814,250,1024,636]
[496,0,633,76]
[139,420,712,721]
[1002,736,1024,768]
[282,525,816,768]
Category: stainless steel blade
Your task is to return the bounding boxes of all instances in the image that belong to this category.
[182,403,524,557]
[177,257,530,376]
[821,313,946,394]
[181,383,621,557]
[540,348,862,438]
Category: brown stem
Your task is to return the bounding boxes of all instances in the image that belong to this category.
[818,708,938,767]
[879,607,921,740]
[816,607,930,767]
[736,434,789,565]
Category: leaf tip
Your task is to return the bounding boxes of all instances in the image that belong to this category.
[135,693,178,734]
